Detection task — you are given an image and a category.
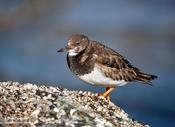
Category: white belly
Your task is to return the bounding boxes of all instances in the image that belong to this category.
[79,67,127,87]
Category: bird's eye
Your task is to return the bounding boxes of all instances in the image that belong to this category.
[76,42,80,45]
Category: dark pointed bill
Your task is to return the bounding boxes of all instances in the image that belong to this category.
[57,48,66,52]
[57,46,69,52]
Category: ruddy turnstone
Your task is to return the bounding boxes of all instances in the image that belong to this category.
[58,34,157,101]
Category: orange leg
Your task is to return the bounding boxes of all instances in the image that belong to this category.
[102,87,116,101]
[105,87,111,101]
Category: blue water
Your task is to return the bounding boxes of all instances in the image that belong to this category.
[0,1,175,126]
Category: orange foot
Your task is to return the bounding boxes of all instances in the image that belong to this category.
[98,87,115,101]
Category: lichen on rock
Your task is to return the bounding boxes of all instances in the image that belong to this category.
[0,82,149,127]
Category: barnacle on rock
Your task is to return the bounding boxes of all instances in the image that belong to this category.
[0,82,149,127]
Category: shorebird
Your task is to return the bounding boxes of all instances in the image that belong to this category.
[57,34,157,101]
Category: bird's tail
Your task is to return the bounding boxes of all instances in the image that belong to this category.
[136,72,157,85]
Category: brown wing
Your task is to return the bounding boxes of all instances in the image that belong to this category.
[93,42,138,82]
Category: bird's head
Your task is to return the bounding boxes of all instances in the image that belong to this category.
[57,34,89,56]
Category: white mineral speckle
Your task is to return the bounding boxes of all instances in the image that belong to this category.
[0,81,148,127]
[32,109,40,118]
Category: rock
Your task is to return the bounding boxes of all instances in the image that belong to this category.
[0,82,149,127]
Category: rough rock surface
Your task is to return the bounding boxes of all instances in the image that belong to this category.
[0,82,149,127]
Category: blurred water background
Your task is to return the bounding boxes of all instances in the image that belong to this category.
[0,0,175,126]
